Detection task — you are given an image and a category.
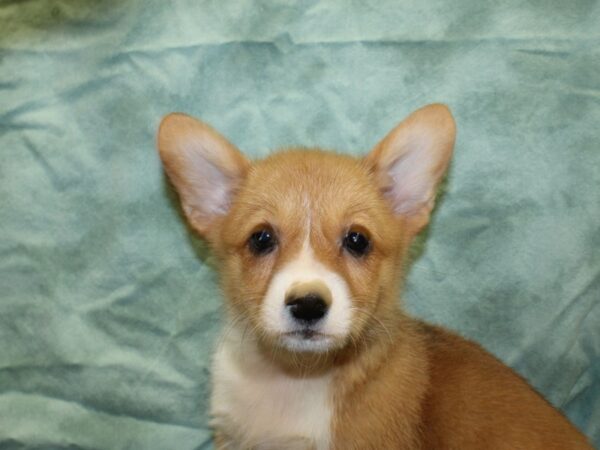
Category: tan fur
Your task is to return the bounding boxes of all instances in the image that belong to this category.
[287,281,333,307]
[157,105,593,449]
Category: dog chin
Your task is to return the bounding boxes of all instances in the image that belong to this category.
[279,330,340,353]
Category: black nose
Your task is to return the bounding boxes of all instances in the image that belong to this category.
[286,294,328,323]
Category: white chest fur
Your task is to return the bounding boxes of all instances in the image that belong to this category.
[210,330,333,450]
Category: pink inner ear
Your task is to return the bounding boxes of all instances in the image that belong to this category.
[368,105,455,221]
[157,113,248,234]
[180,156,234,220]
[384,139,438,216]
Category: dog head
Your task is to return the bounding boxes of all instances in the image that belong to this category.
[157,105,455,353]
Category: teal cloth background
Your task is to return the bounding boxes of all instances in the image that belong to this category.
[1,1,599,448]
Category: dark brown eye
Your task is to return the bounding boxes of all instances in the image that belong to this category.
[343,230,370,257]
[249,229,276,255]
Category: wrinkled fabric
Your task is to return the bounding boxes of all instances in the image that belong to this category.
[0,1,599,448]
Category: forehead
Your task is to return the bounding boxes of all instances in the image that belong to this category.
[236,150,387,225]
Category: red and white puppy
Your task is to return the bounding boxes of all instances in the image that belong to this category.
[157,105,592,450]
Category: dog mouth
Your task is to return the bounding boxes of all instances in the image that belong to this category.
[279,329,337,352]
[284,329,327,340]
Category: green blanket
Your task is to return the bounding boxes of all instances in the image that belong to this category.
[1,1,598,448]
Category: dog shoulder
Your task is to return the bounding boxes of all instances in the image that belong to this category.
[419,323,593,449]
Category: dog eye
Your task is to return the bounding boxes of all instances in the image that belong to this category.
[343,231,370,257]
[248,229,277,255]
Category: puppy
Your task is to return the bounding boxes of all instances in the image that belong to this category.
[157,104,592,449]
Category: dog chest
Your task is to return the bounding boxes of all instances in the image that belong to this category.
[210,339,333,450]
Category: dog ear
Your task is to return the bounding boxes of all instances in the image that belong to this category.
[157,113,249,236]
[365,104,456,235]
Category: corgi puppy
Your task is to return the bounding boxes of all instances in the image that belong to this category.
[157,104,592,450]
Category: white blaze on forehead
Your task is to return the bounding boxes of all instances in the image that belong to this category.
[261,238,352,340]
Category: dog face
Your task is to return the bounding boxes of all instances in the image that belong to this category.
[158,105,455,353]
[216,150,403,353]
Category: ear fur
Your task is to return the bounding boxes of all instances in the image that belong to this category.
[157,113,249,236]
[365,104,456,234]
